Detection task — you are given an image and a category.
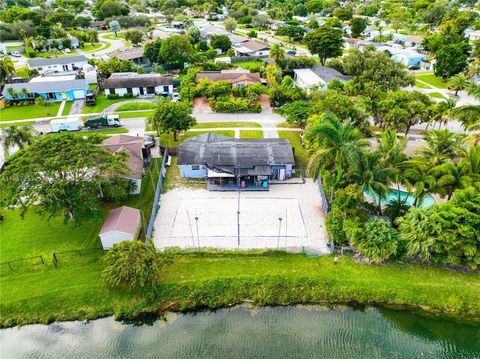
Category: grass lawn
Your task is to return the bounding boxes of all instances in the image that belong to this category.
[102,33,125,40]
[14,67,29,79]
[75,128,129,136]
[193,122,261,129]
[0,121,35,127]
[235,61,264,71]
[429,92,446,99]
[120,111,153,119]
[415,80,431,89]
[81,43,104,53]
[278,130,308,177]
[0,103,61,121]
[61,101,73,116]
[159,130,235,147]
[240,130,264,138]
[82,92,131,114]
[277,121,301,128]
[1,249,479,327]
[116,102,157,111]
[415,73,448,89]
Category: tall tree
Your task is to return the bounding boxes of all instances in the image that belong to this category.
[448,73,468,96]
[0,56,15,84]
[434,43,470,80]
[147,99,196,141]
[0,133,129,223]
[210,34,232,53]
[303,27,344,65]
[0,126,35,155]
[108,20,121,36]
[415,129,466,166]
[124,29,144,46]
[269,43,285,63]
[160,35,194,68]
[349,17,368,38]
[144,38,163,64]
[224,17,237,32]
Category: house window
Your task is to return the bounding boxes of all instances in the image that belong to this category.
[192,165,200,170]
[163,86,169,93]
[146,86,155,94]
[38,67,42,71]
[62,65,68,71]
[47,92,56,100]
[127,88,133,94]
[109,89,115,95]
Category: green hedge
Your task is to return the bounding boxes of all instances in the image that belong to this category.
[212,98,261,113]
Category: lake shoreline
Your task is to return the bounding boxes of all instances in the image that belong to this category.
[2,269,480,329]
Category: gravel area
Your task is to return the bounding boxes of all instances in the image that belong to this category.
[153,179,329,253]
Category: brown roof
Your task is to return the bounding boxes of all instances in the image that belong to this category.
[236,40,269,52]
[100,206,141,235]
[108,48,145,61]
[196,71,261,84]
[103,73,173,89]
[101,135,144,179]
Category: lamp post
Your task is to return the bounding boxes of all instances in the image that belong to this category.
[277,216,283,249]
[236,166,241,249]
[195,215,200,248]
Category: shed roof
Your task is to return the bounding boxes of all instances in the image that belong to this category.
[196,71,261,84]
[233,39,270,52]
[107,48,145,61]
[310,66,351,83]
[178,133,294,176]
[3,78,88,94]
[99,206,141,235]
[27,55,88,67]
[103,73,173,89]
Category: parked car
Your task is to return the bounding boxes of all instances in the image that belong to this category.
[10,51,21,57]
[171,92,180,102]
[63,48,71,53]
[144,135,155,148]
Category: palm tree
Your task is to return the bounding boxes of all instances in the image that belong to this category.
[450,84,480,129]
[459,145,480,181]
[0,126,35,155]
[430,162,471,200]
[415,129,466,166]
[448,73,468,96]
[269,43,285,63]
[355,152,396,215]
[429,97,456,130]
[402,160,437,207]
[305,113,369,201]
[0,56,15,84]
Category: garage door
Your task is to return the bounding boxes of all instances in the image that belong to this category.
[73,90,85,99]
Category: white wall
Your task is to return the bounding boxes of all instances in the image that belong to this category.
[100,231,133,249]
[31,61,88,75]
[104,85,173,97]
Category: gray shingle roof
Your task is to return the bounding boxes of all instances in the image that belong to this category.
[310,66,351,83]
[3,79,88,94]
[178,133,295,176]
[103,73,173,89]
[27,55,88,68]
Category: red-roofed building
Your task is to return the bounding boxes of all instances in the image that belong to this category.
[99,206,142,249]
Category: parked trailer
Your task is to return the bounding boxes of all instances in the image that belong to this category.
[84,113,122,129]
[50,118,82,132]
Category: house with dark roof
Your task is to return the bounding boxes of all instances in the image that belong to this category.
[3,75,89,101]
[232,39,270,57]
[100,135,147,194]
[178,133,295,191]
[196,68,263,88]
[293,66,351,93]
[27,55,89,75]
[103,72,174,97]
[106,48,148,66]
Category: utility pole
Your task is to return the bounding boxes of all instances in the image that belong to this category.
[277,216,283,249]
[195,215,200,248]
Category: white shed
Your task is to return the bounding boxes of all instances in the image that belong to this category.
[99,206,142,249]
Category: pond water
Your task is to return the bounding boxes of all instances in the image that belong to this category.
[1,306,479,359]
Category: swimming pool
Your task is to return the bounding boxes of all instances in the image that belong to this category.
[364,188,436,208]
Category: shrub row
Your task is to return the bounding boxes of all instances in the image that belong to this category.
[211,98,261,113]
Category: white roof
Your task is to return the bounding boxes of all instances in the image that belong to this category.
[30,75,77,83]
[207,169,235,178]
[51,118,80,124]
[293,69,323,86]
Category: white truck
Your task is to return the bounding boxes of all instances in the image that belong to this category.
[50,118,82,132]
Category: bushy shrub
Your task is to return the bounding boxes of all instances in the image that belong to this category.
[213,98,261,113]
[123,93,134,98]
[24,47,37,58]
[107,93,121,99]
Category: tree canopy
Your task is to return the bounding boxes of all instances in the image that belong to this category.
[147,99,196,140]
[303,27,344,65]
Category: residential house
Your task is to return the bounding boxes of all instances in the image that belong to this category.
[3,75,89,101]
[106,48,148,66]
[100,135,148,194]
[26,55,89,75]
[102,72,174,97]
[293,66,351,93]
[196,68,263,88]
[232,40,270,57]
[99,206,142,249]
[378,46,427,67]
[89,20,107,30]
[31,36,80,50]
[178,133,295,191]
